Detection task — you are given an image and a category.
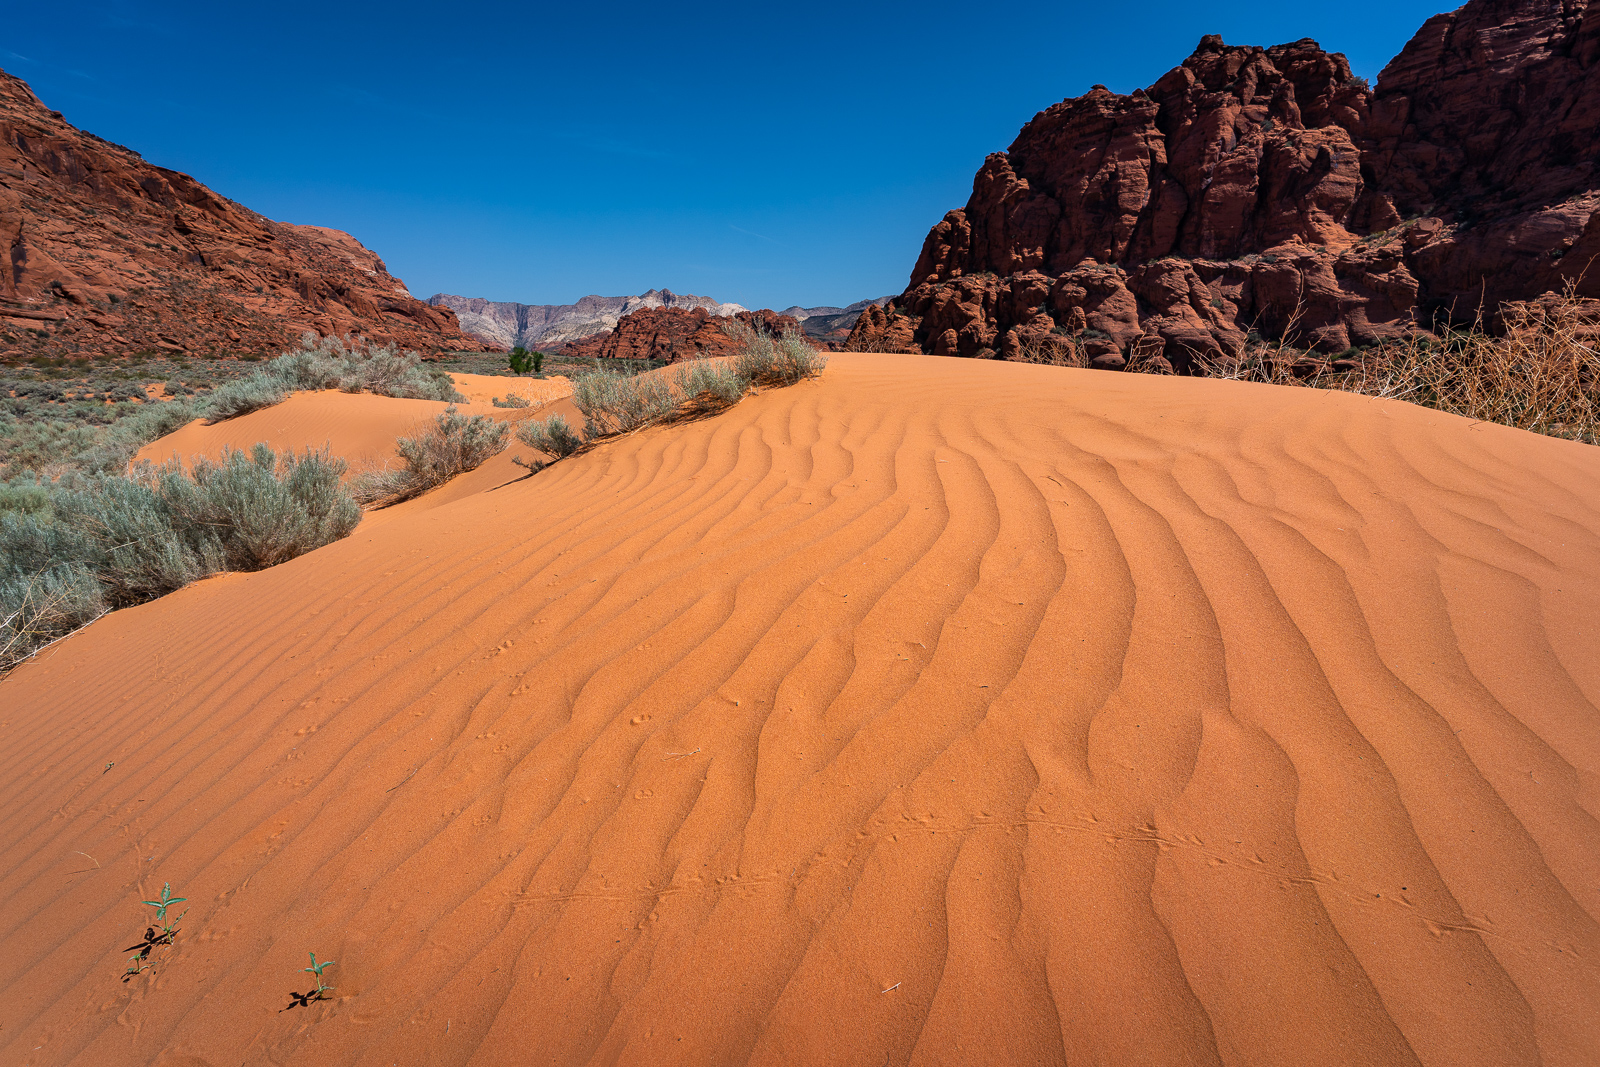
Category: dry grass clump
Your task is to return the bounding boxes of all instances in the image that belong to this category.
[725,323,829,386]
[1015,333,1089,368]
[1202,286,1600,444]
[351,407,509,507]
[672,359,746,414]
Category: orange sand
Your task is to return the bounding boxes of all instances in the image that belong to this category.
[134,373,572,471]
[3,353,1598,1065]
[447,373,571,406]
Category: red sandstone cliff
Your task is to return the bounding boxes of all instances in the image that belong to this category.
[850,0,1600,369]
[562,306,805,363]
[0,68,481,360]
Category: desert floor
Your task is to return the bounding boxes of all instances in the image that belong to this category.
[2,353,1598,1066]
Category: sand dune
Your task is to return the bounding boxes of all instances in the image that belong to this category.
[446,373,571,407]
[3,353,1598,1066]
[134,373,572,471]
[132,374,578,519]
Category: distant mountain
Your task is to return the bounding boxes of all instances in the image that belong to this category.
[777,297,893,322]
[781,297,894,343]
[427,290,746,351]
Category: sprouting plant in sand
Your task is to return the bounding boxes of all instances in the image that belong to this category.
[284,951,336,1010]
[143,882,187,921]
[120,882,188,981]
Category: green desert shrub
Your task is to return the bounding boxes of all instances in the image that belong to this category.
[571,369,674,437]
[0,444,358,671]
[148,444,361,570]
[204,334,464,423]
[0,476,52,516]
[78,398,203,473]
[350,407,509,507]
[508,347,546,375]
[204,375,288,422]
[0,416,102,474]
[514,412,584,459]
[492,392,531,408]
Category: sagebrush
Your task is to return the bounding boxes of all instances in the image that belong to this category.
[515,413,584,459]
[518,329,826,470]
[351,407,509,507]
[206,333,462,423]
[1,445,358,671]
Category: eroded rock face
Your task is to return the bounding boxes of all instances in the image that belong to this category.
[0,69,480,360]
[850,0,1600,366]
[562,306,805,363]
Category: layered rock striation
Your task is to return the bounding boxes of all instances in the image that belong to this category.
[429,290,747,351]
[0,68,478,360]
[562,306,805,363]
[850,0,1600,368]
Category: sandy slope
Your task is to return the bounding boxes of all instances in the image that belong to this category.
[447,373,571,407]
[133,373,572,471]
[3,353,1598,1066]
[131,374,578,519]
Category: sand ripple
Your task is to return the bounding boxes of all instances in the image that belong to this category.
[3,354,1598,1065]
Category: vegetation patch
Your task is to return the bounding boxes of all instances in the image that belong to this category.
[205,333,462,423]
[514,413,584,462]
[351,407,509,508]
[512,326,827,470]
[2,445,359,672]
[1202,285,1600,444]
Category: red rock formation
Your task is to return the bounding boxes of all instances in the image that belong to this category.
[0,68,482,362]
[562,306,805,363]
[850,0,1600,368]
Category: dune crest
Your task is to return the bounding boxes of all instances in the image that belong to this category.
[3,354,1598,1066]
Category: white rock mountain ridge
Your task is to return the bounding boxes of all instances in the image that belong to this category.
[430,290,893,350]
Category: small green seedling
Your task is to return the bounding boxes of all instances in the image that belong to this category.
[284,952,336,1010]
[119,883,188,981]
[141,883,186,920]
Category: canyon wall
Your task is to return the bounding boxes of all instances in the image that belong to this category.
[849,0,1600,369]
[0,69,479,360]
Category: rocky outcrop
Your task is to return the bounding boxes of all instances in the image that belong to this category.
[428,289,747,351]
[562,306,805,363]
[850,0,1600,368]
[0,68,479,361]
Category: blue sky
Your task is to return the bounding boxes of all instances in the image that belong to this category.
[6,1,1449,310]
